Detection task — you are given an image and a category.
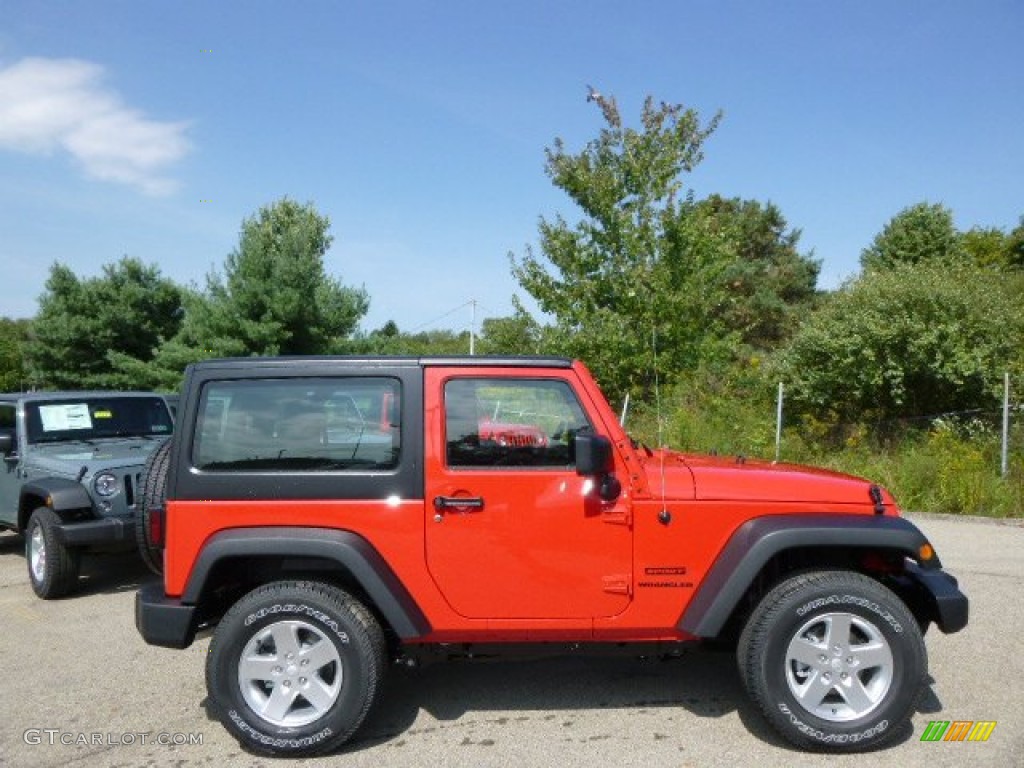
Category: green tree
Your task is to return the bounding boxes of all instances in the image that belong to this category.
[186,198,368,357]
[477,302,543,355]
[780,259,1024,424]
[860,202,963,272]
[512,94,724,399]
[26,258,183,390]
[939,216,1024,272]
[512,92,817,400]
[351,311,543,357]
[138,198,369,388]
[0,317,30,391]
[376,320,400,339]
[960,226,1008,268]
[1007,216,1024,268]
[352,326,470,356]
[108,285,206,390]
[693,195,819,348]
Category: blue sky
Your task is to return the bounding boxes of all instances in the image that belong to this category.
[1,1,1021,336]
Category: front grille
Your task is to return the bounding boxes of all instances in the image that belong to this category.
[124,472,138,507]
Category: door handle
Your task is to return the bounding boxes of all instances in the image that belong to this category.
[433,496,485,512]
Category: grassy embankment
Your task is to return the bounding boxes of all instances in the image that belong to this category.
[628,379,1023,518]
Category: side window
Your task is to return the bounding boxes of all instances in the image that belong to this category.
[445,378,592,469]
[0,404,15,452]
[194,377,401,472]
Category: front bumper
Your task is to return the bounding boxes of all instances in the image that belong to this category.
[135,582,198,649]
[54,516,134,547]
[905,561,969,634]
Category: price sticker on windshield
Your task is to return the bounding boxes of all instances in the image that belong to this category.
[38,404,93,432]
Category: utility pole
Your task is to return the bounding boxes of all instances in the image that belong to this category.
[469,299,477,355]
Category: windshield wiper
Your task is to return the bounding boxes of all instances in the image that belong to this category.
[94,431,167,440]
[32,435,97,446]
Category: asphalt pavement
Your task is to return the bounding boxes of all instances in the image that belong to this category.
[0,513,1020,767]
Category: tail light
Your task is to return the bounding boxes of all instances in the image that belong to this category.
[148,506,165,548]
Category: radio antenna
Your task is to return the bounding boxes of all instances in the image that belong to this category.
[652,327,668,512]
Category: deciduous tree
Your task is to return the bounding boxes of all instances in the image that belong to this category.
[781,259,1024,424]
[512,93,817,399]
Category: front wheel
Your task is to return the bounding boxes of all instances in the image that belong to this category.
[206,581,386,756]
[738,570,926,751]
[26,507,81,599]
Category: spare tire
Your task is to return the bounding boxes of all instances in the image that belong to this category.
[137,438,172,575]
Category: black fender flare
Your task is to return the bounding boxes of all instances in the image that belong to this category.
[19,478,92,525]
[183,527,431,640]
[678,514,934,638]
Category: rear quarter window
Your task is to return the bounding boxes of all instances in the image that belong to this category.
[193,377,401,472]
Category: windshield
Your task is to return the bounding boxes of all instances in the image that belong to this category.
[26,396,173,444]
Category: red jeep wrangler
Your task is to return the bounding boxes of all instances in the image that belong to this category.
[135,356,967,756]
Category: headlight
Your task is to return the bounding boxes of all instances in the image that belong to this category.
[94,472,121,498]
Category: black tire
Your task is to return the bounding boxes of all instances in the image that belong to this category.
[206,581,387,757]
[25,506,81,599]
[738,570,926,752]
[136,438,172,575]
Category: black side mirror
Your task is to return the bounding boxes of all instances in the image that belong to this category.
[575,432,613,476]
[0,431,14,456]
[574,432,621,502]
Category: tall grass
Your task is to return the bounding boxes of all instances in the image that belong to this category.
[803,424,1022,518]
[627,375,1023,518]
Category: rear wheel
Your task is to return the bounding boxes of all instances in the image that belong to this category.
[26,506,81,599]
[738,570,926,751]
[206,581,386,756]
[136,439,172,575]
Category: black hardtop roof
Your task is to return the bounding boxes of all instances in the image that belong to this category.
[188,355,575,372]
[0,391,169,403]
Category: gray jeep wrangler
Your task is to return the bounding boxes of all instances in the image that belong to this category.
[0,392,174,598]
